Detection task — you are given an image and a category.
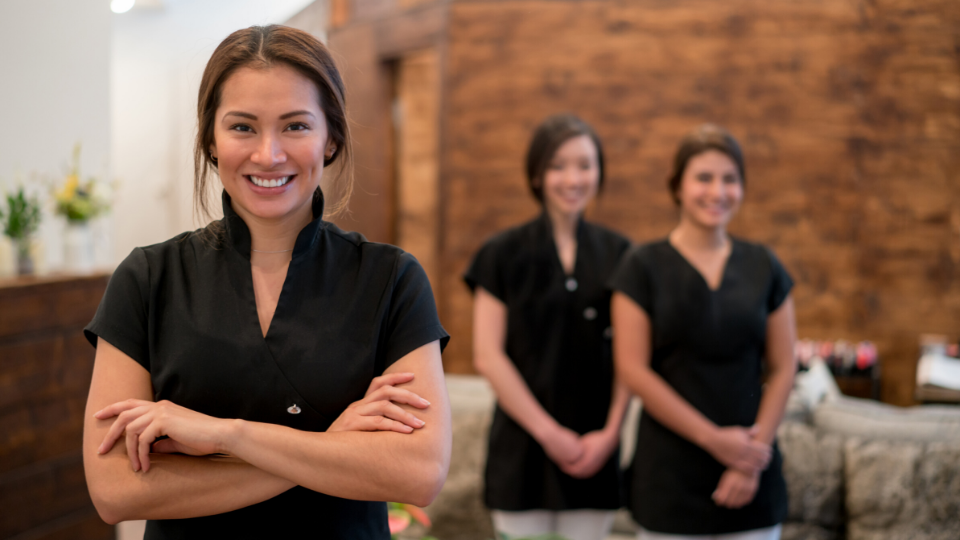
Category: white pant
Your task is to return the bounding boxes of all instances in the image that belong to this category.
[491,509,617,540]
[637,524,782,540]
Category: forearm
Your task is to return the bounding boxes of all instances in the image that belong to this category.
[618,361,718,449]
[85,448,293,524]
[476,348,560,440]
[753,367,795,445]
[602,378,631,436]
[224,420,448,507]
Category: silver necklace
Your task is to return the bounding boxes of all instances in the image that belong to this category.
[251,248,293,253]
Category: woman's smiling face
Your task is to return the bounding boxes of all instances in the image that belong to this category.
[677,149,743,230]
[210,63,335,224]
[541,134,600,219]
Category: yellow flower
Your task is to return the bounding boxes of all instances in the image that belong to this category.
[57,174,79,202]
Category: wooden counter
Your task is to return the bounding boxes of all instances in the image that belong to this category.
[0,272,114,540]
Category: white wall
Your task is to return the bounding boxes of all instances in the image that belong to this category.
[111,0,318,263]
[0,0,112,274]
[0,0,320,275]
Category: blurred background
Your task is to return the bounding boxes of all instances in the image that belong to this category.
[0,1,958,539]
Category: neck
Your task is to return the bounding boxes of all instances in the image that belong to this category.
[231,200,313,258]
[545,205,580,243]
[670,215,728,251]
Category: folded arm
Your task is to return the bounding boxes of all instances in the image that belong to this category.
[84,338,450,523]
[83,338,295,524]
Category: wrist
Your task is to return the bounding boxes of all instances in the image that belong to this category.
[530,417,561,443]
[696,423,720,454]
[217,418,245,454]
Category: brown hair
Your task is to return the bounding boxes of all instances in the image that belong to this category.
[193,25,352,222]
[667,124,745,205]
[525,114,605,203]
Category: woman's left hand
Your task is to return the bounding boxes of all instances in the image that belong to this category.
[94,399,231,473]
[712,467,760,508]
[559,429,618,479]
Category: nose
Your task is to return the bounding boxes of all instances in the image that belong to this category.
[708,176,725,198]
[251,133,286,167]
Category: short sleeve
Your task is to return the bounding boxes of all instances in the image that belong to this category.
[765,248,794,313]
[84,248,151,371]
[463,239,506,302]
[607,245,655,315]
[382,251,450,370]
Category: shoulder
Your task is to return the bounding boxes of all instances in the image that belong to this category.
[732,237,785,271]
[117,229,207,278]
[482,217,541,252]
[322,222,419,278]
[583,220,632,254]
[625,238,671,266]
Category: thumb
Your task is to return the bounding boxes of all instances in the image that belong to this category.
[747,425,760,438]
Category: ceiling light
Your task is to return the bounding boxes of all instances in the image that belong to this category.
[111,0,136,14]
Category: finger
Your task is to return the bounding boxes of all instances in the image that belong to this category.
[94,399,153,420]
[369,386,430,408]
[712,475,732,506]
[98,405,151,454]
[125,429,141,472]
[139,424,162,473]
[368,416,415,434]
[748,424,760,438]
[365,372,415,395]
[364,401,426,429]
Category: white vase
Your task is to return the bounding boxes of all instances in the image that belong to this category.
[64,221,95,273]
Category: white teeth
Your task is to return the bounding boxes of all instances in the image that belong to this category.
[249,176,290,188]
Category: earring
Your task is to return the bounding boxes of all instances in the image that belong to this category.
[210,152,218,164]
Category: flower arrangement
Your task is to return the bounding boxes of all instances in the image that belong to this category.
[1,186,41,242]
[54,144,111,223]
[388,502,436,540]
[0,185,42,274]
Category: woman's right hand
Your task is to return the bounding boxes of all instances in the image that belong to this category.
[537,423,585,466]
[705,425,771,475]
[327,372,430,434]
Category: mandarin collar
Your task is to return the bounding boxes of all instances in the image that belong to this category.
[221,189,326,259]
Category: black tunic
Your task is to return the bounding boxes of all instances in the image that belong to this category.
[84,191,449,539]
[608,238,791,535]
[463,213,630,511]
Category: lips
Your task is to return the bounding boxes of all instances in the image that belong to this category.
[247,175,294,188]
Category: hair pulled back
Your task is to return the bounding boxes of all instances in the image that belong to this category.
[193,25,352,221]
[525,114,605,203]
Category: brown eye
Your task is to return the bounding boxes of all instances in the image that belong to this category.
[722,173,739,184]
[696,172,712,183]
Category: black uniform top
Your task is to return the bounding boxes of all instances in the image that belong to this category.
[608,238,792,535]
[84,191,449,540]
[463,213,630,511]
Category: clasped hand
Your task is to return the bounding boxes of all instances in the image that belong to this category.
[539,424,618,479]
[707,425,769,509]
[95,372,429,473]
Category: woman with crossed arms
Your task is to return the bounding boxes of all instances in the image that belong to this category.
[83,25,450,539]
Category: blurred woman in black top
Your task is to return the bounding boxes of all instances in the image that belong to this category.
[609,124,796,539]
[465,114,631,540]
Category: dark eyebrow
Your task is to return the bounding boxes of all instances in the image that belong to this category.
[224,111,257,120]
[223,110,315,121]
[280,110,314,120]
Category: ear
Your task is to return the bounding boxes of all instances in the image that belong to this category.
[325,143,337,159]
[208,144,218,161]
